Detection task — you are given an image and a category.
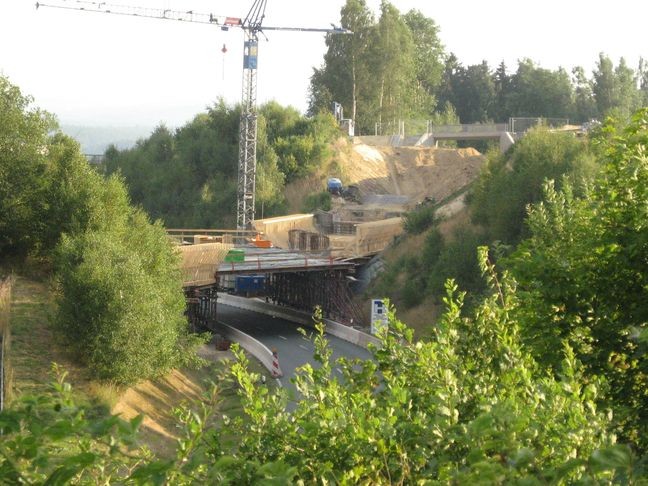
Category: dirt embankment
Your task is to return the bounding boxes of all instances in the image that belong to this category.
[284,138,485,212]
[345,143,485,205]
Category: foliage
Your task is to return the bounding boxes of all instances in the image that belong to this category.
[0,75,56,258]
[506,110,648,451]
[54,187,204,385]
[222,262,643,483]
[104,102,240,229]
[310,1,444,133]
[2,267,646,482]
[403,201,435,234]
[301,191,332,213]
[0,365,297,484]
[504,59,575,119]
[593,54,645,120]
[471,127,598,243]
[104,101,339,227]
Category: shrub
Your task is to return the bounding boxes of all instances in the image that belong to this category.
[302,191,332,212]
[403,203,436,234]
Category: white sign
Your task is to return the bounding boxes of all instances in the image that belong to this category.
[370,299,388,335]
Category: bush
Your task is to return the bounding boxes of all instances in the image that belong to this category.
[301,191,332,212]
[470,128,598,243]
[403,203,436,234]
[54,178,202,385]
[506,110,648,451]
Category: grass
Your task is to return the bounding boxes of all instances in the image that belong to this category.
[6,271,274,458]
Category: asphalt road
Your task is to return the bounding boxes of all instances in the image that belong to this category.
[217,303,372,402]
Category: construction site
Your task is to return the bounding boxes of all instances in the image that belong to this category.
[176,136,487,327]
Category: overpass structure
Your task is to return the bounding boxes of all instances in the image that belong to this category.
[359,118,571,153]
[357,123,516,153]
[176,234,362,331]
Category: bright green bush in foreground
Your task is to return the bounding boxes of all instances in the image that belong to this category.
[2,256,645,483]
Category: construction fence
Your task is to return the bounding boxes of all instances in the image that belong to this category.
[371,118,569,137]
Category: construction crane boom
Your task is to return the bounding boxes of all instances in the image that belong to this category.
[36,0,351,229]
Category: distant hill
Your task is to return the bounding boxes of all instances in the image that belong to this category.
[60,124,158,154]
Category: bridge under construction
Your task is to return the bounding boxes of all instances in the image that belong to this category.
[176,234,363,331]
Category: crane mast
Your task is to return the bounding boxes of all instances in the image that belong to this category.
[36,0,351,229]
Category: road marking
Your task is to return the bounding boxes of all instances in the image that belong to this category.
[276,378,283,388]
[278,335,287,340]
[336,368,344,375]
[299,344,309,351]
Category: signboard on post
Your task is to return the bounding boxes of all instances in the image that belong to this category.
[370,299,388,335]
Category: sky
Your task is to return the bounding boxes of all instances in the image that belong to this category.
[1,0,645,127]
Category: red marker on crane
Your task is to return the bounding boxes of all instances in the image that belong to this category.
[221,43,227,80]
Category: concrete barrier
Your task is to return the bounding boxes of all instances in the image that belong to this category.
[216,321,277,376]
[218,293,380,349]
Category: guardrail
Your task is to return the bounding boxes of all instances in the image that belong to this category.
[218,293,381,350]
[216,321,280,378]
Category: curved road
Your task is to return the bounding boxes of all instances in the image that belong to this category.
[218,304,372,400]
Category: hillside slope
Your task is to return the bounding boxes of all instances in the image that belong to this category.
[284,138,485,212]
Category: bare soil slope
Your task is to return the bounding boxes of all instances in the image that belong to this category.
[343,142,485,204]
[284,138,485,211]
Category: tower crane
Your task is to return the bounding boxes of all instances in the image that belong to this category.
[36,0,351,229]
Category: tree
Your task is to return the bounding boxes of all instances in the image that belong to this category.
[368,1,417,126]
[491,61,511,121]
[0,75,56,258]
[506,110,648,451]
[402,9,445,115]
[308,0,374,128]
[505,59,574,119]
[54,179,203,385]
[592,54,642,120]
[572,65,598,122]
[452,61,496,123]
[471,128,597,244]
[222,268,637,483]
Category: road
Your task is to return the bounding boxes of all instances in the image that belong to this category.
[217,304,372,402]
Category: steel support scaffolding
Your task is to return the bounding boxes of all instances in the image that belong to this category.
[185,286,219,331]
[267,271,363,325]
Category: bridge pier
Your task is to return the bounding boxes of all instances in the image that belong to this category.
[184,286,218,331]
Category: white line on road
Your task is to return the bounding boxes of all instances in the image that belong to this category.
[336,368,344,375]
[299,344,309,351]
[276,378,283,388]
[278,335,287,340]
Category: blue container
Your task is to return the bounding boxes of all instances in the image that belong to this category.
[327,177,342,194]
[235,275,265,295]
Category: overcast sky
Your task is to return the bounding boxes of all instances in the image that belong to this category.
[1,0,645,127]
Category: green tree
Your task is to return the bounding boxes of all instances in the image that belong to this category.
[368,1,417,126]
[592,54,643,120]
[491,60,511,121]
[572,65,598,122]
[309,0,374,128]
[54,175,202,385]
[471,128,597,243]
[506,110,648,450]
[505,59,574,118]
[402,9,445,115]
[0,75,56,258]
[451,61,496,123]
[223,266,636,483]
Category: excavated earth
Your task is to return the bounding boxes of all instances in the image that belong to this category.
[342,142,485,205]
